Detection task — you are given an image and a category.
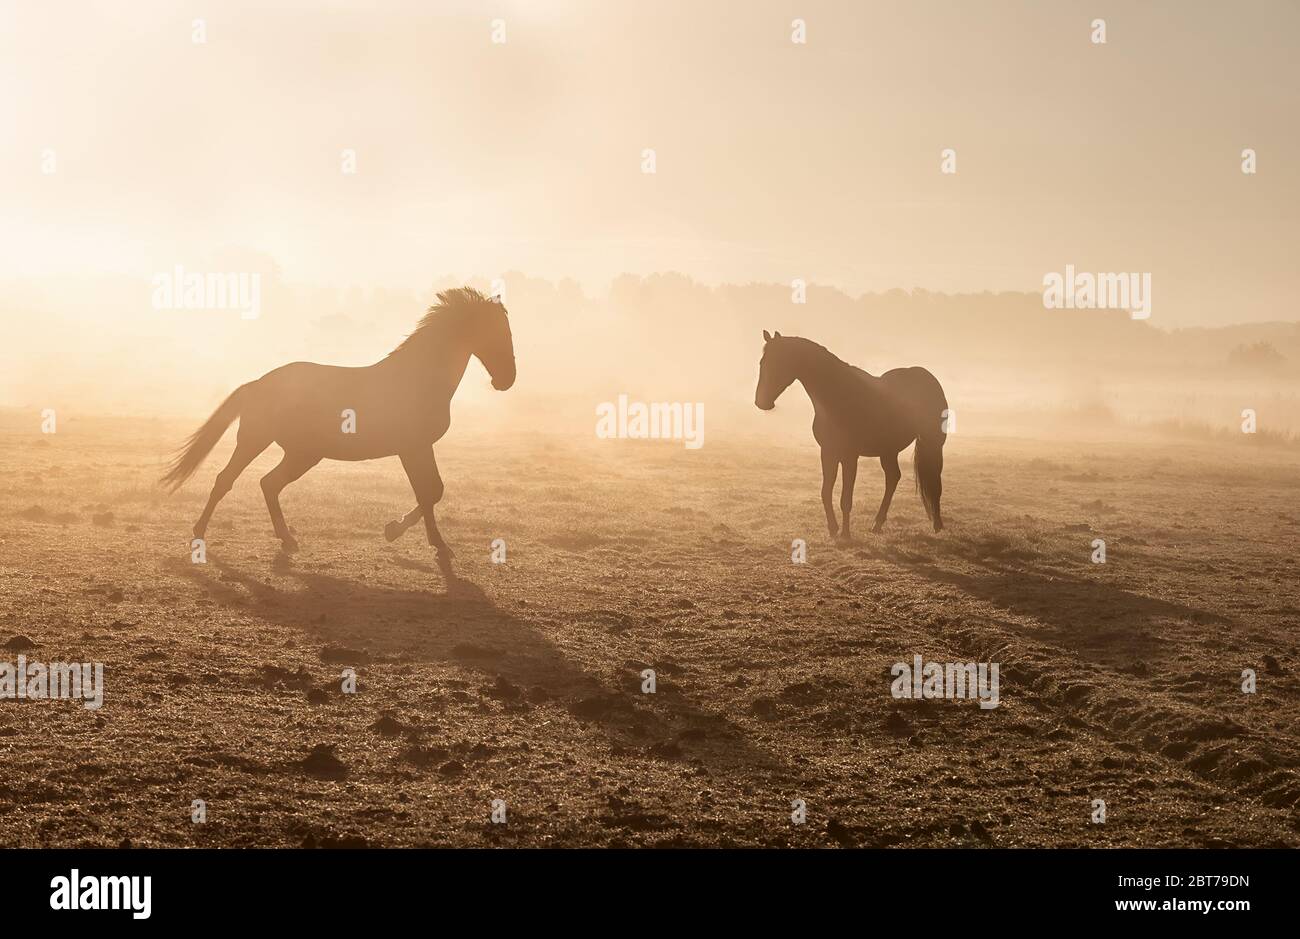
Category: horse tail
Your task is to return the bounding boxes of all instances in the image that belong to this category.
[912,371,948,531]
[914,432,945,531]
[160,384,248,490]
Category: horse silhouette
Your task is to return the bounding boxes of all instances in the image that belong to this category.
[161,287,516,575]
[754,330,947,538]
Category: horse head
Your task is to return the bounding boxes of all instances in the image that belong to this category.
[474,295,516,391]
[754,330,795,410]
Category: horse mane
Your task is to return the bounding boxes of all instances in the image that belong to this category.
[386,287,504,359]
[779,335,876,381]
[783,335,845,367]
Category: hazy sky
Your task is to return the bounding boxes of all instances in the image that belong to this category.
[2,0,1296,327]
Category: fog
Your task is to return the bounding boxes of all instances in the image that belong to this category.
[4,269,1298,447]
[2,0,1298,444]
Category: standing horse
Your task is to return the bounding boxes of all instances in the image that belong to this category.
[754,330,947,539]
[161,287,516,575]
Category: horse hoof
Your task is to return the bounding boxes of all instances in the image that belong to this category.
[281,537,300,554]
[384,520,402,542]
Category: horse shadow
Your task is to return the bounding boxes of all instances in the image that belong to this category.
[880,546,1230,667]
[172,553,792,782]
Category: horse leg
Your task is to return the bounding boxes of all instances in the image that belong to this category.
[260,451,320,552]
[820,448,839,539]
[386,448,450,541]
[399,447,453,574]
[384,504,423,542]
[871,451,902,532]
[839,456,858,541]
[193,433,268,540]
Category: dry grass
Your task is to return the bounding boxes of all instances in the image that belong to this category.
[0,413,1297,847]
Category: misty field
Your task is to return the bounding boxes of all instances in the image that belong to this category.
[1,412,1297,847]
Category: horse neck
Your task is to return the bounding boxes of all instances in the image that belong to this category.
[791,342,846,402]
[382,317,473,395]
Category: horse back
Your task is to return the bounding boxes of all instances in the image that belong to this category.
[813,364,946,455]
[245,361,450,458]
[880,366,947,409]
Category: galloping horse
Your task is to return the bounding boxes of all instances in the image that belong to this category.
[754,331,948,539]
[161,287,516,575]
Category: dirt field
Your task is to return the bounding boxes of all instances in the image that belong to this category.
[1,411,1297,847]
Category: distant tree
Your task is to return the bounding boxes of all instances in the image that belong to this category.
[1227,340,1286,370]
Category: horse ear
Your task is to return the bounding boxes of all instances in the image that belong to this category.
[773,330,782,338]
[762,330,772,342]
